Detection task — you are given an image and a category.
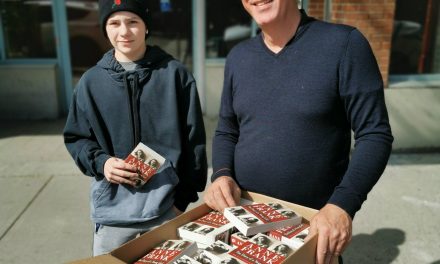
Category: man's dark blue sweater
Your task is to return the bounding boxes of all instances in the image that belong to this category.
[212,13,393,218]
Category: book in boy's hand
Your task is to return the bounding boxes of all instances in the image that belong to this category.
[134,239,197,264]
[223,202,302,236]
[178,211,234,247]
[125,142,166,187]
[228,233,293,264]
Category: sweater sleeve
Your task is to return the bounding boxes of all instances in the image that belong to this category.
[63,88,111,178]
[327,29,394,218]
[211,59,239,182]
[174,80,208,211]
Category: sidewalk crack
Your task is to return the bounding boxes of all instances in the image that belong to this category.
[0,175,54,240]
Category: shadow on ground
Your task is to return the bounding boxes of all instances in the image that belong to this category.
[344,228,405,264]
[0,119,66,138]
[387,153,440,165]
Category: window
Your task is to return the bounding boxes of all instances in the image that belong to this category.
[206,1,252,58]
[147,0,192,66]
[390,0,440,74]
[0,0,56,59]
[64,0,192,77]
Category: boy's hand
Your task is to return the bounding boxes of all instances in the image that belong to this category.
[104,157,139,186]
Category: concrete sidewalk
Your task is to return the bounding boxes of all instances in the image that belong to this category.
[0,118,439,264]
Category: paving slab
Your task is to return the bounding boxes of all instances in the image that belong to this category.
[0,175,51,238]
[0,175,92,264]
[0,135,79,177]
[1,119,439,264]
[344,160,440,264]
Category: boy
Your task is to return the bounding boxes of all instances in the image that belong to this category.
[64,0,207,256]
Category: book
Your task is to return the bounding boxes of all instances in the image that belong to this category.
[223,202,302,236]
[172,255,203,264]
[228,234,293,264]
[178,211,234,246]
[269,223,309,240]
[269,223,310,250]
[200,240,236,264]
[125,142,166,187]
[135,239,197,264]
[229,232,254,248]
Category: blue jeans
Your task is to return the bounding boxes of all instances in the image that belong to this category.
[93,206,177,256]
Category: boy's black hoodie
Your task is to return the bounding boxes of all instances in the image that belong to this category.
[64,46,207,225]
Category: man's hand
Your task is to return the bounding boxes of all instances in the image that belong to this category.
[203,176,241,212]
[104,157,139,186]
[307,204,352,264]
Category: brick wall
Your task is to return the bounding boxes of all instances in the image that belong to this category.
[307,0,396,86]
[307,0,325,20]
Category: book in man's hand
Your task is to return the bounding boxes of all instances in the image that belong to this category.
[178,211,234,247]
[125,142,166,188]
[223,202,302,236]
[134,239,197,264]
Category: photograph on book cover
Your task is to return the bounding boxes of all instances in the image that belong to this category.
[125,142,166,187]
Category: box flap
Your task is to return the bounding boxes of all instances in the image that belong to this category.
[111,204,212,263]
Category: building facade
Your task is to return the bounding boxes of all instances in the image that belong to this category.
[0,0,439,150]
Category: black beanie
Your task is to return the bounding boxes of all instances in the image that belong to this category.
[99,0,150,38]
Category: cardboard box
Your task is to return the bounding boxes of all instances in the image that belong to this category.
[68,191,320,264]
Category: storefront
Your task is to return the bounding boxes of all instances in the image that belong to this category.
[0,0,439,119]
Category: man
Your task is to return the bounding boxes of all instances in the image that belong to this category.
[203,1,393,263]
[64,0,207,256]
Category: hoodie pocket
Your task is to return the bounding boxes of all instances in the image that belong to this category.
[91,179,111,205]
[91,159,180,225]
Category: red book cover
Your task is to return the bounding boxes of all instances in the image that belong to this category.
[224,203,302,236]
[242,204,288,224]
[124,142,165,187]
[194,211,230,228]
[230,232,253,248]
[228,234,293,264]
[134,240,197,264]
[229,242,285,264]
[269,223,310,240]
[178,211,234,246]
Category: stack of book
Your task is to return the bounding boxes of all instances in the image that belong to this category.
[135,202,310,263]
[134,239,197,264]
[177,211,235,248]
[223,202,302,236]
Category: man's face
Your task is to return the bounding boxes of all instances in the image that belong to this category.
[241,0,295,27]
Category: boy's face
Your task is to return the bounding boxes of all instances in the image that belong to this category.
[106,11,147,62]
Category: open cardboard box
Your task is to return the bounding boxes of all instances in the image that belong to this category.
[69,191,320,264]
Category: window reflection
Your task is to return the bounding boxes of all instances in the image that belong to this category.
[65,0,191,77]
[147,0,192,67]
[206,1,252,58]
[1,0,56,59]
[390,0,440,74]
[65,0,110,74]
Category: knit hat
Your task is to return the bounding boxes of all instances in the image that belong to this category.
[99,0,150,38]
